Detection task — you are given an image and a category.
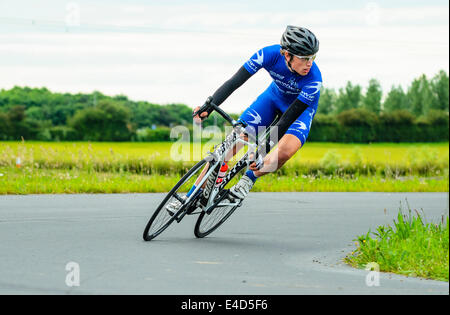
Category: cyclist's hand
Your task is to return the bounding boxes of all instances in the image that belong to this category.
[193,106,209,124]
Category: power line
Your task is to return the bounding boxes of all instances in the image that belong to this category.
[0,16,266,37]
[0,16,448,47]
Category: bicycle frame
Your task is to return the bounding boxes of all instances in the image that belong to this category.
[178,124,253,213]
[177,99,281,218]
[182,120,280,218]
[169,125,246,223]
[202,126,257,210]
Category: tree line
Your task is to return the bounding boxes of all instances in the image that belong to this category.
[0,87,231,141]
[317,70,448,116]
[310,70,449,142]
[0,70,448,142]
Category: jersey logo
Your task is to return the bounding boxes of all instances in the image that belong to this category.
[246,109,262,124]
[300,81,322,102]
[252,50,264,66]
[288,77,298,89]
[291,121,307,131]
[303,81,322,95]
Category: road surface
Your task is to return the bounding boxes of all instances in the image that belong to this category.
[0,192,448,295]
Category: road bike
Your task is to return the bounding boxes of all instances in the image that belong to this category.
[142,97,280,241]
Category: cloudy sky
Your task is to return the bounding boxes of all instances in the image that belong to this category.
[0,0,448,113]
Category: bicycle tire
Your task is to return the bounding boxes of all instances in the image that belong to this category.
[194,156,248,238]
[143,158,207,241]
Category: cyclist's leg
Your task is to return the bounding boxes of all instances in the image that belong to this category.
[253,106,317,176]
[192,89,278,195]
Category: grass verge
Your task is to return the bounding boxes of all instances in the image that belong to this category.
[0,167,448,194]
[1,141,448,177]
[344,205,449,282]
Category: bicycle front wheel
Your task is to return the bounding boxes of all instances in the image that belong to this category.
[143,159,207,241]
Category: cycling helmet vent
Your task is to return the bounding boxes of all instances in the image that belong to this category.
[280,25,319,56]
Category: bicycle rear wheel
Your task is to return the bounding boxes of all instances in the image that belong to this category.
[194,155,248,238]
[143,159,207,241]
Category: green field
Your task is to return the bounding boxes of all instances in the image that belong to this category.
[0,141,448,194]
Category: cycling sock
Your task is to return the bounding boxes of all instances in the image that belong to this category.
[245,170,259,183]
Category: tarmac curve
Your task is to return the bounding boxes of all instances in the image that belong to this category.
[0,192,448,295]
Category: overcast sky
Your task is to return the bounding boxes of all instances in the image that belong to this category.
[0,0,448,113]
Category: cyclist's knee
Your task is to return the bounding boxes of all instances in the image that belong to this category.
[277,134,302,161]
[277,150,292,164]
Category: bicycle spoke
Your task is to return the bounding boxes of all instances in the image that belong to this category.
[203,206,232,230]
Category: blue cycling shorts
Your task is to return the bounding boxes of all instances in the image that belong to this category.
[238,87,316,146]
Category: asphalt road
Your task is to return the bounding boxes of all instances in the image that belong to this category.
[0,192,448,295]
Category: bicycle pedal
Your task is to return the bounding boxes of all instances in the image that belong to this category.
[166,205,184,220]
[226,196,243,208]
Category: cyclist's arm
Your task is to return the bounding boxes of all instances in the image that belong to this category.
[211,66,253,106]
[194,66,252,121]
[262,99,309,154]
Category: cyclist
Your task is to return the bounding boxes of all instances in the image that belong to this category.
[168,25,322,213]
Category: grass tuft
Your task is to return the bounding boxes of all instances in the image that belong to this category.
[345,201,449,282]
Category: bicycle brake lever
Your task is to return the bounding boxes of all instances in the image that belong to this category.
[193,96,213,118]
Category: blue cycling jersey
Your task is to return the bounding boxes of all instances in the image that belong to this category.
[243,44,323,109]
